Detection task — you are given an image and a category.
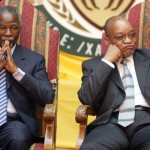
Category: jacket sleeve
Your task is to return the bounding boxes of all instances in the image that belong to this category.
[19,55,55,106]
[78,59,113,108]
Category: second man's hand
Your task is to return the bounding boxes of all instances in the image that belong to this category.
[103,44,122,63]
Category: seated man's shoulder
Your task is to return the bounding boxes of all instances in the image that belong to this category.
[136,49,150,58]
[17,44,43,58]
[82,56,102,70]
[83,56,102,65]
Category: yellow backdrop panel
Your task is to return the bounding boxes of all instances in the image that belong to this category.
[57,51,95,148]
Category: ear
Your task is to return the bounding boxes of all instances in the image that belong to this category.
[19,26,22,30]
[104,36,110,46]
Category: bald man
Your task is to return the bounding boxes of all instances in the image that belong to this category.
[78,16,150,150]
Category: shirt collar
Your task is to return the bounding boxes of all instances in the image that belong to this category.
[126,55,133,63]
[117,55,133,64]
[11,44,16,55]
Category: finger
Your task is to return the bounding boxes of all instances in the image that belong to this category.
[5,40,9,45]
[0,47,2,57]
[0,45,9,62]
[117,55,122,62]
[3,41,8,47]
[2,41,9,50]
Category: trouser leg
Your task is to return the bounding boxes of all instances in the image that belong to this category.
[0,120,34,150]
[80,123,129,150]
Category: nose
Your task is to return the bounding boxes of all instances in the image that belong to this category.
[4,28,12,36]
[123,36,132,43]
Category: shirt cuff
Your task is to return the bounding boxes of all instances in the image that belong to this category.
[101,58,115,68]
[13,68,25,81]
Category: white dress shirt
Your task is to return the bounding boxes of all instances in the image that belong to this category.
[102,56,149,107]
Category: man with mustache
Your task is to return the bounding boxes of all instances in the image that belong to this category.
[78,16,150,150]
[0,6,55,150]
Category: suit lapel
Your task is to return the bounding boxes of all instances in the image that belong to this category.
[110,63,124,92]
[7,45,27,89]
[134,52,150,95]
[13,45,26,69]
[110,51,150,94]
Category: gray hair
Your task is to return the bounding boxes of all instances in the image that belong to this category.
[0,6,21,26]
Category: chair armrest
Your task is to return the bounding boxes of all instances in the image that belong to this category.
[43,103,55,123]
[41,78,57,150]
[29,103,56,150]
[43,103,56,150]
[75,105,96,149]
[75,105,96,123]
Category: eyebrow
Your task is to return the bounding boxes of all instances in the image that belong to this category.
[115,30,136,35]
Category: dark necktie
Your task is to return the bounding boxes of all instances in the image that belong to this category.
[0,69,7,126]
[118,59,135,127]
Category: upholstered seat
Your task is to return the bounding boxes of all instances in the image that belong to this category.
[0,0,60,150]
[75,0,150,149]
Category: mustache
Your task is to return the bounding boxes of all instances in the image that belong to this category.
[2,37,14,41]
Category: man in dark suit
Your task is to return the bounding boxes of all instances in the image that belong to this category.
[78,16,150,150]
[0,6,55,150]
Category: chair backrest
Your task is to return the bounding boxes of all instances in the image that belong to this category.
[101,0,150,55]
[0,0,60,136]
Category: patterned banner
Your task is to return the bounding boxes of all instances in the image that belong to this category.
[35,0,135,57]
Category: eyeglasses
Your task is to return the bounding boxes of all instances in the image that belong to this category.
[113,31,137,42]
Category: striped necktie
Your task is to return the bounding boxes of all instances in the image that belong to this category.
[0,69,7,126]
[118,59,135,127]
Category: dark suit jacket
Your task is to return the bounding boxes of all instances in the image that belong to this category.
[78,49,150,130]
[7,44,55,136]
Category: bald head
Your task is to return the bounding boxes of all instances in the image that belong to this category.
[104,16,133,37]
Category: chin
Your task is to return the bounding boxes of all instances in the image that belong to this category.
[123,49,135,57]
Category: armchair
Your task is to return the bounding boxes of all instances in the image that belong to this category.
[0,0,60,150]
[75,0,150,149]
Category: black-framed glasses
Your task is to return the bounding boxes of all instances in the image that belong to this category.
[113,31,137,41]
